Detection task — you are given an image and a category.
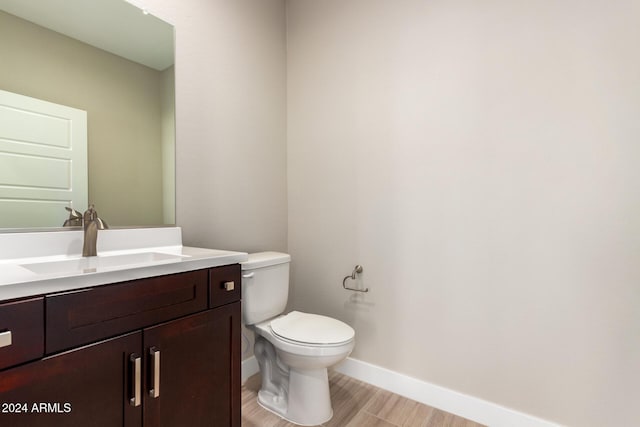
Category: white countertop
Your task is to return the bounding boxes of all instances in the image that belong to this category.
[0,227,248,301]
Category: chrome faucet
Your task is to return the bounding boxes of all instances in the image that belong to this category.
[82,205,108,257]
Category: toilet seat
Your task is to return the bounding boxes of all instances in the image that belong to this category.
[270,311,355,346]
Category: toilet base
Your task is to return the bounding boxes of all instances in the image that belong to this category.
[254,336,334,426]
[257,367,333,426]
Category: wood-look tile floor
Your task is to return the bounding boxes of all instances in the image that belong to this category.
[242,371,486,427]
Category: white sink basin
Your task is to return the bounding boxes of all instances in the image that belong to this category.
[21,252,188,275]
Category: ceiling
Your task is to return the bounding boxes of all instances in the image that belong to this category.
[0,0,173,70]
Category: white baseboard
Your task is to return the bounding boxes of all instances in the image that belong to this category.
[334,357,563,427]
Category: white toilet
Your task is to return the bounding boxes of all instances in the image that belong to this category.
[241,252,355,426]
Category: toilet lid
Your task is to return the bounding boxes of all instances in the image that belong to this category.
[270,311,355,345]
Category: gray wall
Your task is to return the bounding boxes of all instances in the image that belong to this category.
[143,0,288,253]
[286,1,640,426]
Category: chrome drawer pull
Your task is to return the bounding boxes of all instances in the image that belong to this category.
[223,281,235,291]
[130,354,141,407]
[149,347,160,398]
[0,331,11,348]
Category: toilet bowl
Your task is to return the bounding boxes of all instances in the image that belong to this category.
[242,253,355,426]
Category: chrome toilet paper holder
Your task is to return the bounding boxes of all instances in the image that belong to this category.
[342,265,368,292]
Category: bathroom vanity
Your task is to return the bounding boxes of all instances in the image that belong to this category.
[0,228,246,427]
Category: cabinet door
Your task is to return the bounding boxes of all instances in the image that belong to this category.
[143,303,241,427]
[0,331,142,427]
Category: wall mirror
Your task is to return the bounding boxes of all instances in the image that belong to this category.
[0,0,175,230]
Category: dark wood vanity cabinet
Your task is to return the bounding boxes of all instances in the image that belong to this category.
[0,332,141,427]
[143,303,240,427]
[0,298,44,370]
[0,265,241,427]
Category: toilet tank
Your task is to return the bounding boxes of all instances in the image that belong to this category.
[241,252,291,325]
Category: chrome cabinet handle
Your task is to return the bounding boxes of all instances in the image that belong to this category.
[0,331,11,348]
[149,347,160,398]
[130,354,141,407]
[223,281,235,291]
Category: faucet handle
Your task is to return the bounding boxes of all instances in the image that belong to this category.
[63,206,83,227]
[95,217,109,230]
[65,206,82,219]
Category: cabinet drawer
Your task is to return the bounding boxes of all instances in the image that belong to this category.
[209,264,241,308]
[0,298,44,371]
[46,270,208,354]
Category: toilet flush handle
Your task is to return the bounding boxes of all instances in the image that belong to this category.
[242,272,255,279]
